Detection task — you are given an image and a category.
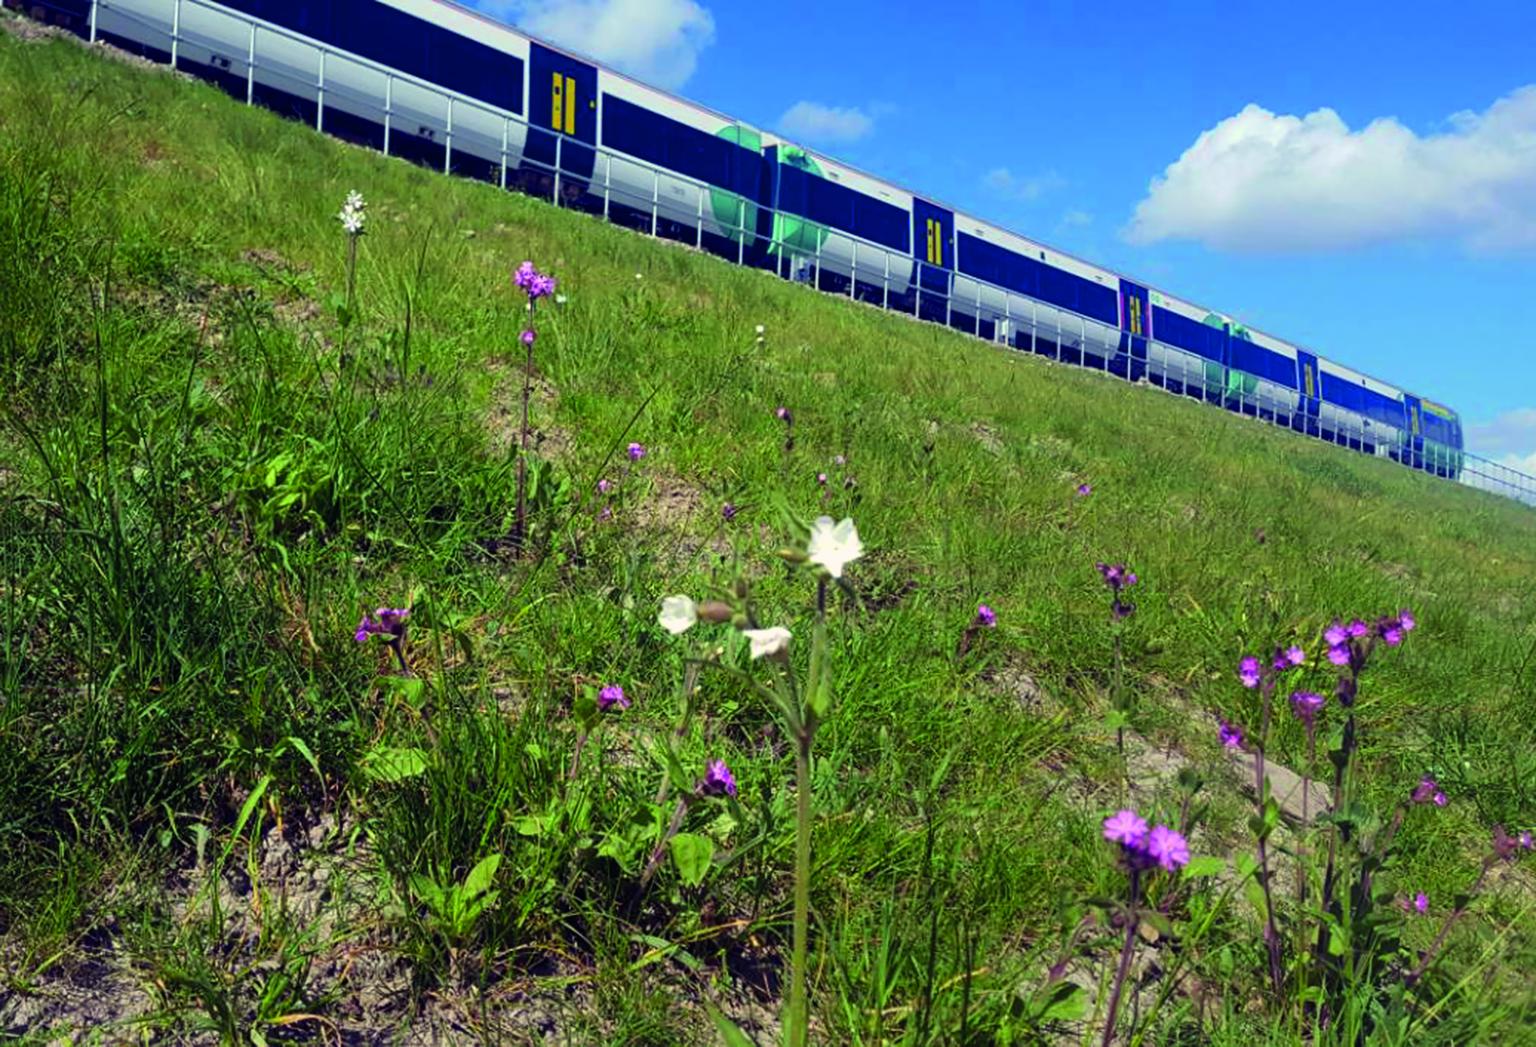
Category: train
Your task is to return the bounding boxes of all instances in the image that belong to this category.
[12,0,1467,480]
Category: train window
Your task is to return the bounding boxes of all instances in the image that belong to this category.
[602,96,735,187]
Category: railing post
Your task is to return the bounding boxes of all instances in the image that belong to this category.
[650,168,659,236]
[554,134,563,204]
[383,75,392,156]
[500,118,508,189]
[849,241,857,299]
[736,198,744,266]
[88,0,97,43]
[316,49,325,132]
[245,22,255,106]
[603,153,612,222]
[444,95,453,175]
[170,0,180,68]
[696,187,703,249]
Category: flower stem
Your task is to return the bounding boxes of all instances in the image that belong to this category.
[1255,675,1283,995]
[788,726,813,1047]
[1406,857,1493,987]
[512,304,536,553]
[640,795,691,888]
[1100,869,1141,1047]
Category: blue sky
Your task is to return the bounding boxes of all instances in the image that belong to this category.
[469,0,1536,471]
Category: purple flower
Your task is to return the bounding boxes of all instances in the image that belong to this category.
[1238,656,1262,689]
[1324,620,1348,646]
[598,505,612,521]
[1146,825,1190,871]
[1103,809,1148,849]
[1400,609,1417,632]
[627,442,646,461]
[816,472,828,486]
[530,273,556,299]
[701,759,737,798]
[1521,830,1534,851]
[1412,775,1445,806]
[1327,644,1350,666]
[355,606,409,643]
[1493,825,1524,861]
[597,478,612,494]
[976,604,997,628]
[722,501,738,521]
[597,684,630,711]
[1285,645,1306,667]
[1077,483,1092,497]
[519,329,535,346]
[513,261,556,300]
[1413,891,1429,915]
[776,406,791,422]
[1347,619,1369,639]
[1218,719,1243,749]
[1290,690,1325,725]
[513,260,536,290]
[1096,562,1137,592]
[1381,624,1403,646]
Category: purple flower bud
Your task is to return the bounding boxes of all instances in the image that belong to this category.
[1412,775,1443,805]
[1382,624,1403,646]
[1347,619,1369,639]
[1218,719,1243,749]
[701,759,737,798]
[627,442,646,461]
[520,329,535,346]
[597,478,612,494]
[1327,644,1350,666]
[722,501,738,521]
[597,684,630,711]
[976,604,997,628]
[1411,891,1429,914]
[1521,830,1534,851]
[598,505,612,521]
[1290,690,1325,725]
[775,406,791,422]
[816,472,828,486]
[1077,483,1092,496]
[1238,656,1262,689]
[355,606,410,643]
[1400,609,1416,632]
[1493,825,1522,861]
[1285,645,1306,666]
[1324,620,1347,646]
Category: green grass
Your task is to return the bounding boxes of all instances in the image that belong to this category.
[3,22,1536,1045]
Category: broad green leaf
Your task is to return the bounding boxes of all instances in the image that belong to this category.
[515,815,548,837]
[462,853,502,899]
[1035,979,1089,1021]
[1182,856,1227,879]
[670,832,714,886]
[360,746,427,783]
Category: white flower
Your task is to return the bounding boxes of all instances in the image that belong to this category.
[635,272,643,280]
[338,210,365,235]
[755,324,765,335]
[806,516,863,579]
[555,293,568,305]
[658,595,697,635]
[743,626,791,660]
[345,190,365,211]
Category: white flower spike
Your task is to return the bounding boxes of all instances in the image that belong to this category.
[658,595,698,635]
[806,516,863,579]
[743,626,792,660]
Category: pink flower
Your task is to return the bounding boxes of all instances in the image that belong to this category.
[1103,809,1148,849]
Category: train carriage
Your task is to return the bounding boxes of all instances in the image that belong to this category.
[30,0,1467,485]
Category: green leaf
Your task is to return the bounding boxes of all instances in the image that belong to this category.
[1182,856,1227,880]
[360,746,427,784]
[670,832,714,887]
[462,854,502,899]
[705,1002,758,1047]
[1102,709,1130,731]
[381,675,426,711]
[409,872,444,912]
[284,735,325,791]
[515,815,548,837]
[1140,911,1175,940]
[1034,979,1089,1022]
[573,691,601,731]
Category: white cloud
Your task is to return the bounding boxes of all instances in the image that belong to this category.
[1059,209,1093,227]
[477,0,715,90]
[983,167,1065,201]
[1124,86,1536,252]
[1467,407,1536,458]
[777,102,874,144]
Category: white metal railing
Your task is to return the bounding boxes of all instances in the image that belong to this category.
[76,0,1536,509]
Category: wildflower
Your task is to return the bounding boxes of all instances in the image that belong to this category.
[1381,623,1403,646]
[598,506,613,521]
[635,272,643,280]
[1238,656,1262,689]
[833,454,846,467]
[806,516,863,578]
[530,273,557,299]
[354,606,408,643]
[816,472,828,486]
[1400,609,1417,632]
[701,759,737,797]
[722,501,738,521]
[1077,483,1092,496]
[337,190,366,235]
[597,478,612,494]
[1522,830,1534,851]
[1103,809,1148,849]
[658,595,698,635]
[1146,825,1191,871]
[513,260,537,290]
[555,293,568,305]
[776,405,792,422]
[976,604,997,628]
[1290,690,1326,725]
[1324,620,1348,646]
[1412,775,1446,806]
[1402,891,1429,915]
[1493,825,1526,861]
[1327,644,1351,666]
[755,324,765,335]
[1284,645,1306,666]
[743,626,792,660]
[597,684,630,711]
[513,260,557,300]
[627,442,646,461]
[1347,619,1369,639]
[520,329,535,346]
[1096,563,1137,592]
[1218,719,1244,749]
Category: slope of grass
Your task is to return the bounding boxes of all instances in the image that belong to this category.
[3,23,1536,1044]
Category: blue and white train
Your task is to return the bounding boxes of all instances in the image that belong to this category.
[14,0,1466,478]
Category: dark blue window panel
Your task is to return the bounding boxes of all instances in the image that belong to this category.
[1151,307,1224,362]
[1039,266,1117,325]
[957,234,1038,297]
[776,167,909,252]
[1228,340,1298,389]
[1421,412,1456,447]
[221,0,523,114]
[601,95,738,187]
[1362,388,1405,429]
[1320,373,1363,412]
